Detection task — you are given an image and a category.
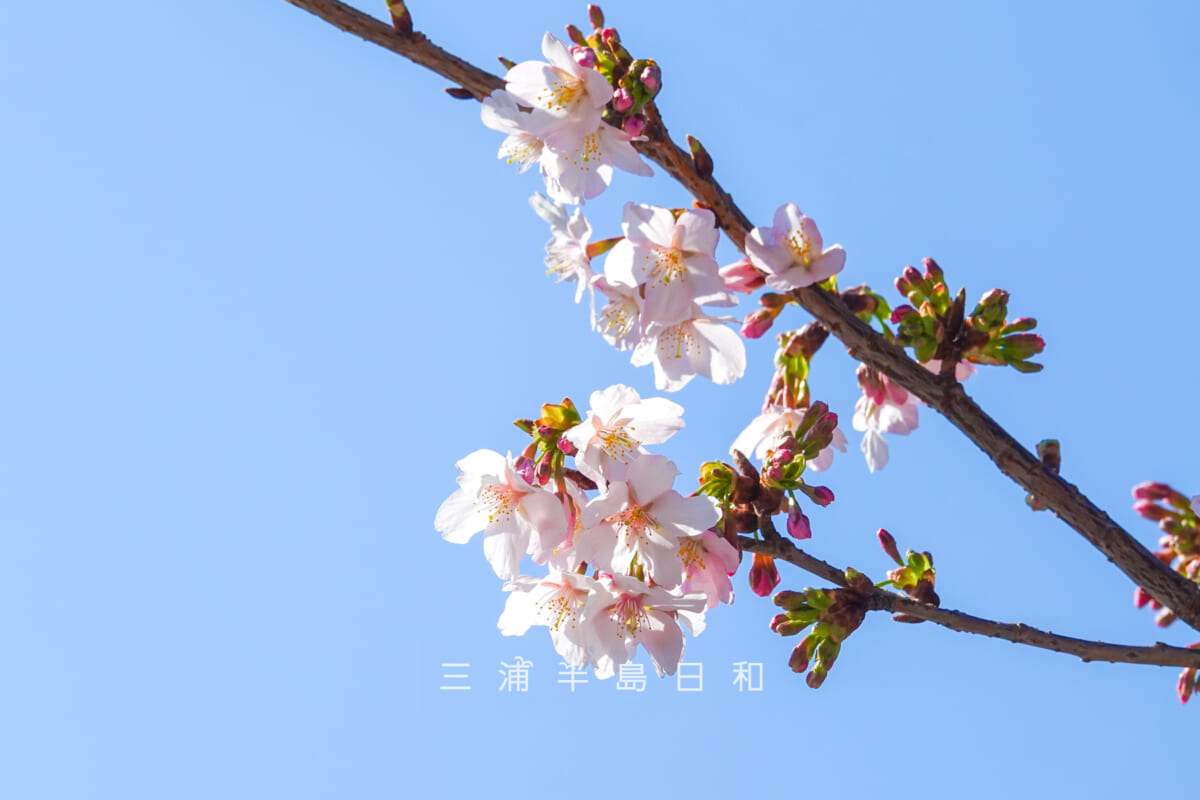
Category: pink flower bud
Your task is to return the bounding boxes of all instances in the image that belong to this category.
[611,87,634,113]
[571,45,596,68]
[1133,586,1152,609]
[789,642,811,674]
[787,507,812,540]
[514,455,535,485]
[719,258,765,293]
[741,309,776,339]
[809,486,834,507]
[1178,668,1196,705]
[601,27,619,45]
[1133,499,1171,521]
[878,529,903,565]
[890,304,916,324]
[587,5,605,29]
[640,64,661,91]
[622,115,646,138]
[749,553,780,597]
[557,435,578,456]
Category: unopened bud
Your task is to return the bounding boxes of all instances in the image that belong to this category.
[565,24,587,45]
[557,435,578,456]
[877,529,903,565]
[1134,499,1171,521]
[1155,607,1177,628]
[641,64,661,91]
[571,45,596,68]
[789,639,813,673]
[805,666,828,688]
[921,257,943,283]
[514,455,535,485]
[749,553,781,597]
[719,259,765,293]
[535,454,553,485]
[622,115,646,138]
[600,27,619,45]
[808,485,834,507]
[587,4,605,29]
[1133,586,1152,609]
[741,309,776,339]
[611,87,634,113]
[773,590,807,611]
[686,134,713,179]
[1178,667,1197,705]
[787,507,812,540]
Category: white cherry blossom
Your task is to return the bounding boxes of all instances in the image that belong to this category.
[576,454,720,590]
[745,203,846,291]
[434,449,568,578]
[540,122,653,205]
[603,203,728,325]
[631,308,746,392]
[563,384,685,484]
[592,275,643,351]
[480,90,554,174]
[504,33,613,141]
[852,385,919,473]
[581,572,708,678]
[529,193,593,305]
[499,570,600,667]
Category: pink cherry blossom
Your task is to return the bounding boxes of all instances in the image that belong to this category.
[678,530,740,610]
[745,203,846,291]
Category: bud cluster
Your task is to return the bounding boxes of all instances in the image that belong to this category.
[877,529,939,621]
[769,569,874,688]
[1131,481,1200,629]
[513,398,584,488]
[565,5,660,138]
[890,257,1044,374]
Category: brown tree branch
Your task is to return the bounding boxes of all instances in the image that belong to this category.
[280,0,1200,632]
[741,536,1200,669]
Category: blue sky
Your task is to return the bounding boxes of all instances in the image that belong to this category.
[1,1,1197,797]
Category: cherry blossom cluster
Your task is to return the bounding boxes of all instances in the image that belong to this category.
[435,384,739,678]
[530,196,749,391]
[483,15,750,392]
[481,11,655,206]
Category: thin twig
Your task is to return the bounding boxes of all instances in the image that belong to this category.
[740,536,1200,669]
[280,0,1200,632]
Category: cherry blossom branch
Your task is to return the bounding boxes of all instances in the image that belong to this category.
[740,535,1200,669]
[280,0,1200,633]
